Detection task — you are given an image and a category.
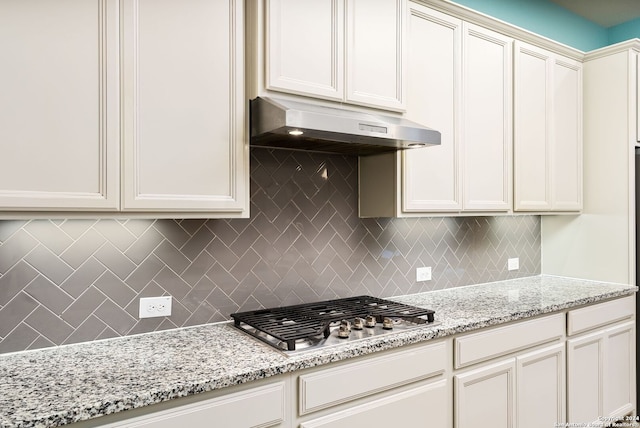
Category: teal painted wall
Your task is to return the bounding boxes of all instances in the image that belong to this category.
[609,18,640,45]
[451,0,613,51]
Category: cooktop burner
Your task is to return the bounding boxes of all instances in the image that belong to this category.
[230,296,437,354]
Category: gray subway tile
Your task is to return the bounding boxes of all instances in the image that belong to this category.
[60,229,106,269]
[0,323,39,354]
[0,261,39,306]
[24,306,74,345]
[24,220,73,255]
[126,254,164,292]
[153,241,190,275]
[0,229,38,274]
[62,315,107,345]
[0,220,28,243]
[24,245,73,285]
[94,300,137,335]
[61,286,107,327]
[0,292,38,336]
[93,271,136,308]
[124,226,164,264]
[24,276,73,315]
[94,219,137,252]
[94,242,136,280]
[60,257,106,299]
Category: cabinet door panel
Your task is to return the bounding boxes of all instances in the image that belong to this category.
[514,42,551,211]
[517,344,565,428]
[603,321,635,418]
[455,360,515,428]
[462,24,512,211]
[266,0,344,100]
[552,58,582,211]
[121,0,247,213]
[402,4,462,211]
[346,0,406,110]
[567,330,604,424]
[0,0,119,210]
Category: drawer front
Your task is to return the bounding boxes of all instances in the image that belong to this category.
[455,313,564,369]
[567,296,635,336]
[299,341,446,415]
[101,382,286,428]
[300,380,448,428]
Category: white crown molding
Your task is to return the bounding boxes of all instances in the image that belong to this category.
[414,0,585,60]
[583,38,640,61]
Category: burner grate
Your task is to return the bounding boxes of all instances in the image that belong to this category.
[231,296,435,351]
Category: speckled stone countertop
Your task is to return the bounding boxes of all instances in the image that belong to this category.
[0,275,636,428]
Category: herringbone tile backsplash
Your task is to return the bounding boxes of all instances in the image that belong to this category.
[0,149,540,354]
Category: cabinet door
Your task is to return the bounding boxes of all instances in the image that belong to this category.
[266,0,344,101]
[551,56,582,211]
[513,42,552,211]
[603,321,636,418]
[461,23,512,211]
[121,0,248,215]
[300,380,448,428]
[455,360,515,428]
[516,343,565,428]
[345,0,406,111]
[567,330,605,424]
[0,0,119,211]
[402,3,462,212]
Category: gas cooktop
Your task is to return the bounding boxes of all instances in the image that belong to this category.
[230,296,437,355]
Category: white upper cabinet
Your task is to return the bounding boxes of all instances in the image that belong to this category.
[0,0,120,211]
[121,0,248,215]
[461,23,513,211]
[266,0,344,100]
[514,41,582,212]
[402,4,462,212]
[263,0,406,111]
[0,0,248,217]
[360,7,513,217]
[345,0,406,110]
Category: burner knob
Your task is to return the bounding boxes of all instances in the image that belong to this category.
[353,317,365,330]
[365,315,377,328]
[340,319,351,331]
[382,317,394,330]
[338,324,350,338]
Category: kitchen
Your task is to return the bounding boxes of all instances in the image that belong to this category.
[0,0,638,427]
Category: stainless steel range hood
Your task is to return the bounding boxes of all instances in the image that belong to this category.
[250,97,441,156]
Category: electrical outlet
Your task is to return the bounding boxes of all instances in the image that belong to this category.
[139,296,172,318]
[416,266,432,282]
[507,258,519,271]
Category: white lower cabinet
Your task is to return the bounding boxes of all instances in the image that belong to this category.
[455,359,516,428]
[567,319,636,424]
[296,340,451,428]
[453,314,566,428]
[454,343,565,428]
[516,344,566,428]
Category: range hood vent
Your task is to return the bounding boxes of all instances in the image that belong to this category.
[250,97,441,156]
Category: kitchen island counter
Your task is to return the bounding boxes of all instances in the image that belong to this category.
[0,275,636,428]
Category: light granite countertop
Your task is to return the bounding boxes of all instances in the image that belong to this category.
[0,275,636,428]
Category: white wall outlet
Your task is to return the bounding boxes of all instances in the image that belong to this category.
[416,266,432,282]
[139,296,172,318]
[507,257,519,271]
